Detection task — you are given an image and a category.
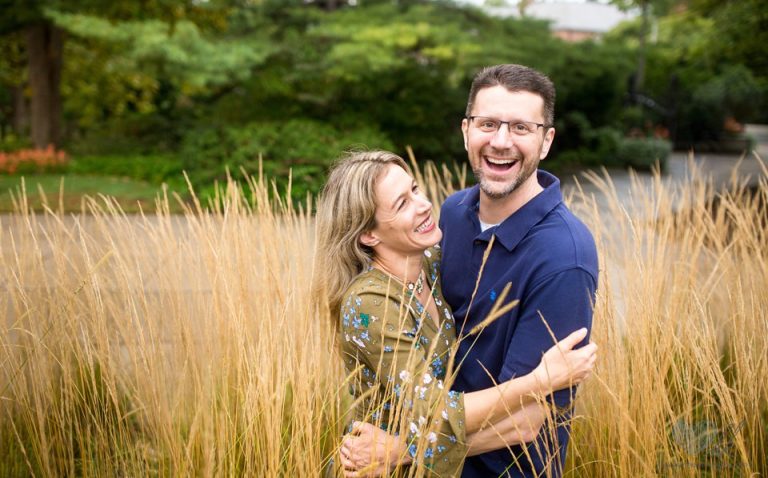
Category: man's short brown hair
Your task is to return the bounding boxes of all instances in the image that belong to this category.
[465,64,556,126]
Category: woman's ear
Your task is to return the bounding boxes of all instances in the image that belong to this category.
[359,232,380,247]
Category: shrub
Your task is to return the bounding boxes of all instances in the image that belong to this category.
[0,133,32,152]
[0,146,69,174]
[68,154,184,184]
[180,119,394,200]
[551,112,622,170]
[616,137,672,172]
[66,111,192,156]
[675,65,764,149]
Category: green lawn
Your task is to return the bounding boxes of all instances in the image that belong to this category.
[0,174,190,213]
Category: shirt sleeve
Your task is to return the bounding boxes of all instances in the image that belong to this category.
[340,290,467,475]
[498,267,596,408]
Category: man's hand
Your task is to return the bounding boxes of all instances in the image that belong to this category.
[532,327,597,394]
[339,421,408,477]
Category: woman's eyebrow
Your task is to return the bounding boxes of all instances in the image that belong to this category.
[390,191,406,209]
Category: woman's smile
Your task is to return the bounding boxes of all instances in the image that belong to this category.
[367,163,442,257]
[415,215,435,233]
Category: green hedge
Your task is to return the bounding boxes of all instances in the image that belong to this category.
[180,119,394,200]
[68,154,184,184]
[616,138,672,172]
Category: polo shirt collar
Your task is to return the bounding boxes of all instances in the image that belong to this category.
[462,170,563,251]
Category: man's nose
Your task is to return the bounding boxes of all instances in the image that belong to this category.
[489,124,515,149]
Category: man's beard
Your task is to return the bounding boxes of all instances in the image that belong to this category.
[473,151,538,199]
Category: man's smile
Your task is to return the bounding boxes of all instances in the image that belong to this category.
[483,154,520,173]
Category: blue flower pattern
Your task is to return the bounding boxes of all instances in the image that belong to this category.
[339,246,466,475]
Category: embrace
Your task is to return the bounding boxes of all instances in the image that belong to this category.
[315,64,599,477]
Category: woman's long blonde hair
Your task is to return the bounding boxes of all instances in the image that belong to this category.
[313,150,408,320]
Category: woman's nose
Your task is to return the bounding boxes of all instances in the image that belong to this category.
[416,193,432,212]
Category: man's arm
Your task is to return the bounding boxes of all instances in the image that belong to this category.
[339,325,596,475]
[497,267,596,475]
[340,401,549,475]
[499,267,596,388]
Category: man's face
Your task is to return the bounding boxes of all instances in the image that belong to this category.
[461,86,555,199]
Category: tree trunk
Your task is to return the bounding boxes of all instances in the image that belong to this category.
[635,1,650,95]
[518,0,533,17]
[11,84,29,136]
[27,22,64,148]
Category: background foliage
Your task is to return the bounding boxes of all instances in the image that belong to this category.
[0,0,765,201]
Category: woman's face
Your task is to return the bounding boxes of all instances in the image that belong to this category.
[364,164,442,257]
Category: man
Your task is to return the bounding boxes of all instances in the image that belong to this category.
[339,64,597,477]
[439,64,598,477]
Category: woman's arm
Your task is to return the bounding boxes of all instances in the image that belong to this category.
[340,328,596,475]
[340,400,547,476]
[465,401,547,456]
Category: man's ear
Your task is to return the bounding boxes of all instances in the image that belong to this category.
[461,117,469,151]
[359,231,380,247]
[539,127,555,160]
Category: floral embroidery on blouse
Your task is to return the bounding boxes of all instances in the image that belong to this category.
[340,246,466,476]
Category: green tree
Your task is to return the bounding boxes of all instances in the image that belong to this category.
[610,0,677,95]
[280,2,563,160]
[1,0,67,148]
[0,0,272,148]
[690,0,768,79]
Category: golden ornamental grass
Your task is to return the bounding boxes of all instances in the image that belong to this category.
[1,160,766,477]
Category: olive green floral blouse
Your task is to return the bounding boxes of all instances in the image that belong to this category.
[339,246,467,476]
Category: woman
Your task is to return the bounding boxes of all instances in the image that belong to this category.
[314,151,596,476]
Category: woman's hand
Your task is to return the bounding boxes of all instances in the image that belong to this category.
[532,327,597,394]
[339,421,408,477]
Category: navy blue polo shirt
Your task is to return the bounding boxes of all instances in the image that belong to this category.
[439,170,598,478]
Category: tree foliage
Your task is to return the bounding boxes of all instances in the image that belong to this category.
[48,10,273,89]
[1,0,765,188]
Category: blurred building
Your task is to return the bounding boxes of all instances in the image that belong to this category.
[480,1,637,42]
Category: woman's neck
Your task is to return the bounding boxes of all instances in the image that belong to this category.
[371,251,423,285]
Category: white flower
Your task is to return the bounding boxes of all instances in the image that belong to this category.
[427,432,437,443]
[423,373,433,384]
[399,370,412,383]
[416,386,427,400]
[441,409,449,420]
[409,421,419,436]
[424,249,432,258]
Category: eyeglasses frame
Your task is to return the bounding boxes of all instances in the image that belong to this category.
[466,115,552,136]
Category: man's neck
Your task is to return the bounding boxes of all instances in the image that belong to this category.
[478,176,544,225]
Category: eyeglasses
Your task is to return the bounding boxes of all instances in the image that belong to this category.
[467,116,549,136]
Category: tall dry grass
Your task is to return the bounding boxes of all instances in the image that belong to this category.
[0,160,766,477]
[1,176,343,476]
[567,163,768,477]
